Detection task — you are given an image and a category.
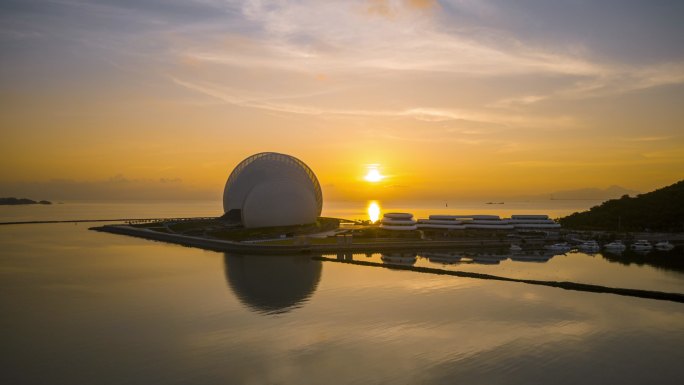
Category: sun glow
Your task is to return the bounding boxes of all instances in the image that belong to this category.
[367,201,381,223]
[364,166,384,183]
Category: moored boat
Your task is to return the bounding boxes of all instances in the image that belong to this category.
[544,242,571,252]
[655,241,675,251]
[578,240,600,252]
[630,240,653,251]
[603,240,626,251]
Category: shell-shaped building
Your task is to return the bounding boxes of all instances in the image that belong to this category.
[223,152,322,228]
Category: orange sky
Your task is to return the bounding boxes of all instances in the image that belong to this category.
[1,0,683,201]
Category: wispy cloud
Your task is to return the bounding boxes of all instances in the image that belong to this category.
[621,136,674,143]
[171,75,578,133]
[158,0,684,140]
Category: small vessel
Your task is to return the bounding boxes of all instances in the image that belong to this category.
[578,240,600,252]
[603,240,626,251]
[630,240,653,251]
[544,242,571,252]
[509,244,522,252]
[655,241,675,251]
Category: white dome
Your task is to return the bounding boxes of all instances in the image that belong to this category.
[223,152,322,228]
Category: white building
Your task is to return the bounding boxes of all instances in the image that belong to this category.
[416,214,560,230]
[223,152,322,228]
[380,213,418,230]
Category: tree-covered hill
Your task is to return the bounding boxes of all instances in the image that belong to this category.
[559,180,684,232]
[0,197,51,205]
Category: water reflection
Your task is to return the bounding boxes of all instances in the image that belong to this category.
[223,253,322,315]
[470,253,509,265]
[220,247,683,316]
[509,251,557,263]
[600,247,684,273]
[422,249,561,266]
[380,252,417,265]
[423,252,464,265]
[367,200,381,223]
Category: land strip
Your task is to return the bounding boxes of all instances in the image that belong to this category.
[91,224,510,254]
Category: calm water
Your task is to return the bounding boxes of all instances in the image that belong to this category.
[0,198,603,223]
[2,202,684,384]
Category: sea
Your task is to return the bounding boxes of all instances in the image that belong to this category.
[1,200,684,385]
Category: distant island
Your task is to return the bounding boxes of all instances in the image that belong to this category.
[510,185,640,201]
[0,197,52,205]
[559,180,684,232]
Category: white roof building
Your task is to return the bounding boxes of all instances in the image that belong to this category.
[223,152,322,228]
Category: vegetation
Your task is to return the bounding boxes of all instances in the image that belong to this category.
[559,180,684,231]
[351,226,421,239]
[132,217,340,241]
[0,197,51,205]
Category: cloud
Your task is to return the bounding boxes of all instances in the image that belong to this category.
[365,0,439,18]
[621,136,673,143]
[159,0,684,142]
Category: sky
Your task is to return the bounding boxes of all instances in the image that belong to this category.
[1,0,683,202]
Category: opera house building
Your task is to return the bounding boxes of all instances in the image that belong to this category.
[223,152,323,228]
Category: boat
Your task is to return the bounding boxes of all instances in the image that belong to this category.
[509,244,522,252]
[578,240,600,252]
[630,240,653,251]
[603,240,626,251]
[544,242,571,252]
[655,241,675,251]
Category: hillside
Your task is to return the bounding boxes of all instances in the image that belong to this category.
[0,197,52,205]
[559,180,684,232]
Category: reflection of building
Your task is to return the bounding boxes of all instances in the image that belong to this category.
[423,252,463,265]
[470,253,508,265]
[223,152,322,228]
[380,252,417,265]
[223,254,322,314]
[509,251,556,263]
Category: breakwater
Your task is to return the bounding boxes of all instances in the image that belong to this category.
[314,256,684,304]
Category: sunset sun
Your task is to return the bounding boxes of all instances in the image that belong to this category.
[364,166,384,183]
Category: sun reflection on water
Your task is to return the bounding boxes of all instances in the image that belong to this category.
[367,201,381,223]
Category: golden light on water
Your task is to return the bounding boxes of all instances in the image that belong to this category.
[367,201,381,223]
[364,165,384,183]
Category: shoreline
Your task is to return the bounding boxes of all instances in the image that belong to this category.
[90,224,513,255]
